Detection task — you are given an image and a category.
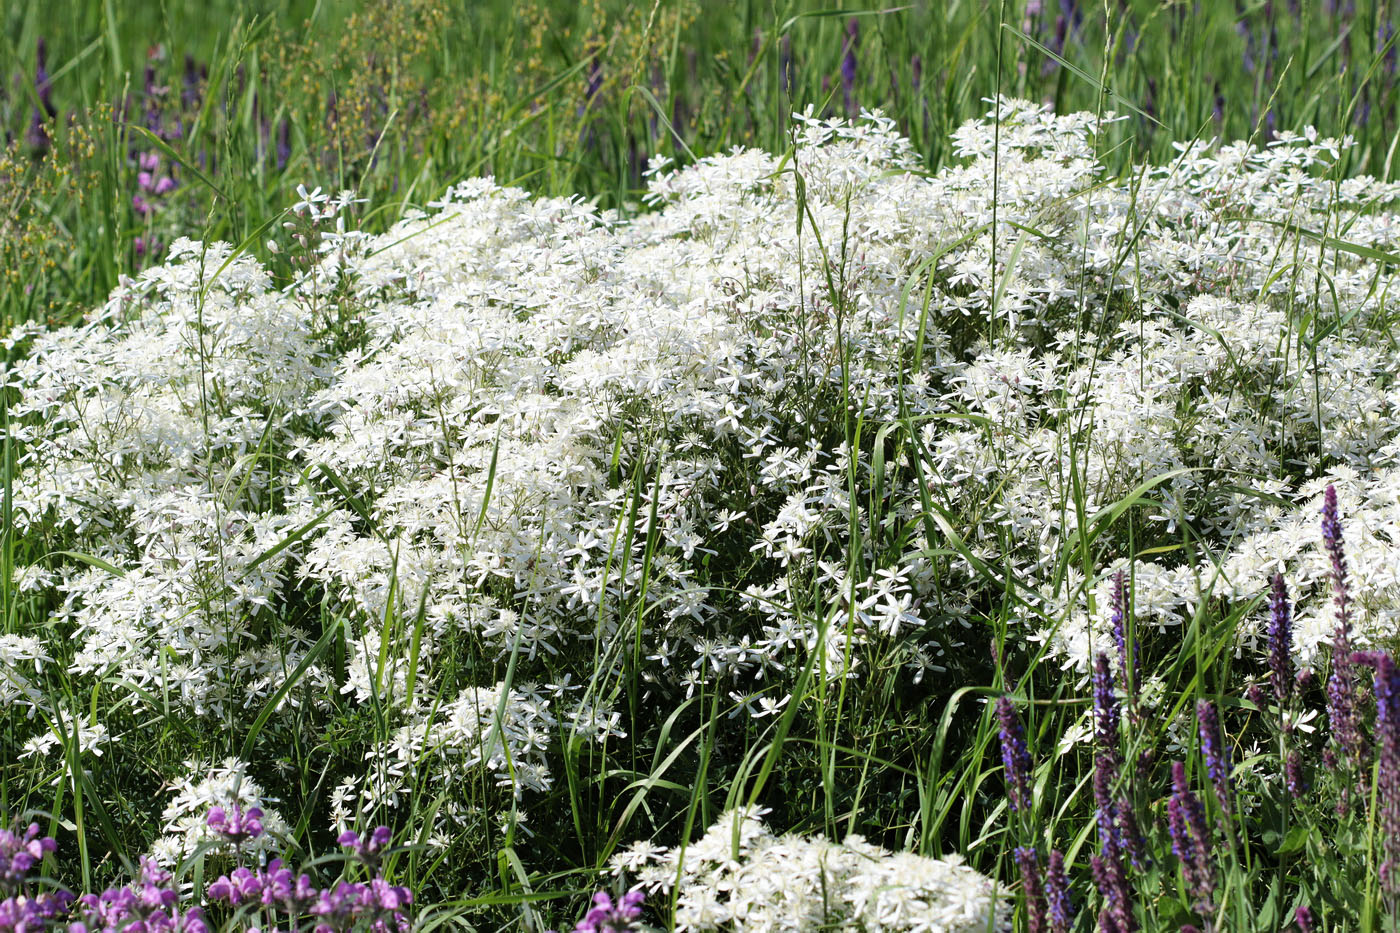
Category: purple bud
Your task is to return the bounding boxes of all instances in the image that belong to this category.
[1295,905,1314,932]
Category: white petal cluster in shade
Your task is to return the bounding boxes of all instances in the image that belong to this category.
[611,806,1002,933]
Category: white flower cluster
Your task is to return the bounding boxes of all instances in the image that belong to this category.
[610,807,1002,933]
[150,757,289,866]
[5,97,1400,818]
[0,635,49,713]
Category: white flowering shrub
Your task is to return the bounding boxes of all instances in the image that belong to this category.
[611,807,1002,933]
[5,98,1400,863]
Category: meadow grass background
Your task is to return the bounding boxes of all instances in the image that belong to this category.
[3,2,1400,932]
[3,0,1397,330]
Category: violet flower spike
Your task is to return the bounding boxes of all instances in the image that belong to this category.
[1294,905,1314,932]
[1014,847,1046,933]
[996,696,1034,813]
[1362,651,1400,899]
[1195,699,1232,819]
[1110,570,1138,704]
[1093,653,1121,756]
[1167,761,1215,916]
[1267,572,1294,706]
[1322,485,1368,785]
[1045,849,1074,933]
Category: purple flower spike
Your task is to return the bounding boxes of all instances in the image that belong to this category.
[1364,652,1400,898]
[1093,654,1120,756]
[1195,700,1232,819]
[1294,905,1314,932]
[1268,573,1294,706]
[1167,761,1215,916]
[996,696,1034,813]
[1285,751,1306,798]
[1014,847,1045,933]
[1045,849,1074,933]
[1322,485,1350,631]
[1322,486,1369,794]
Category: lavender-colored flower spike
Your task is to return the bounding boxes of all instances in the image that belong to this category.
[841,17,859,118]
[1093,653,1120,755]
[1322,485,1350,630]
[1167,761,1215,916]
[1323,485,1368,793]
[1284,751,1306,798]
[1295,904,1314,932]
[1115,798,1147,870]
[1015,847,1046,933]
[1268,572,1294,705]
[1195,700,1232,819]
[1089,843,1135,933]
[1091,654,1123,852]
[1045,849,1074,933]
[1361,652,1400,898]
[996,696,1034,813]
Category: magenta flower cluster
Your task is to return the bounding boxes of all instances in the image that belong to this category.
[0,812,411,933]
[572,890,643,933]
[70,858,209,933]
[0,823,72,933]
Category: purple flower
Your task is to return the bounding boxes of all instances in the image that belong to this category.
[574,890,643,933]
[1093,653,1120,756]
[996,696,1034,813]
[1045,849,1074,933]
[1091,654,1123,852]
[1294,904,1314,932]
[339,826,394,870]
[1167,761,1215,916]
[206,804,263,844]
[1323,486,1369,794]
[1195,700,1232,819]
[1284,751,1306,798]
[1089,846,1134,933]
[1352,651,1400,898]
[1115,798,1146,870]
[1014,847,1045,933]
[0,823,58,891]
[1268,572,1294,705]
